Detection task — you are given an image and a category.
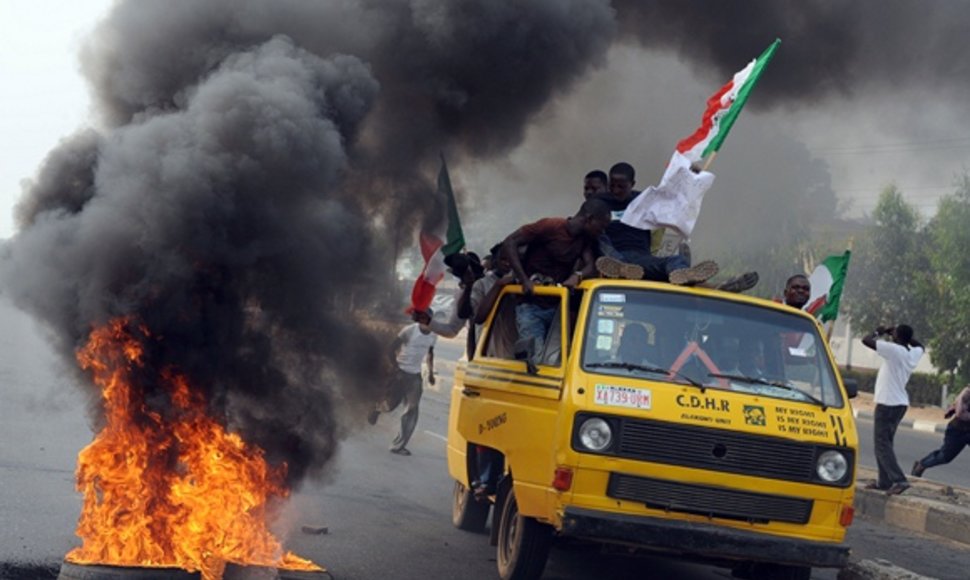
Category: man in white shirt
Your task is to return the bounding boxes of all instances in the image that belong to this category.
[412,252,483,361]
[368,321,437,456]
[862,324,925,494]
[423,253,483,339]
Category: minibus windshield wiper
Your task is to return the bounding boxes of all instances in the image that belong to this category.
[708,373,827,410]
[586,361,705,391]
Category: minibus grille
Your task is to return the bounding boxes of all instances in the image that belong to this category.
[608,473,813,525]
[616,418,820,482]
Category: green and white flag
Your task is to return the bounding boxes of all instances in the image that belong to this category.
[806,251,851,323]
[409,154,465,313]
[676,39,780,163]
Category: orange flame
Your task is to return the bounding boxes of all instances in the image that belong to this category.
[66,318,322,580]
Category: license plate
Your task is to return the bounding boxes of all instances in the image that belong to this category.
[594,384,651,410]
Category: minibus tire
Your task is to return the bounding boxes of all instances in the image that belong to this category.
[496,488,552,580]
[452,480,489,532]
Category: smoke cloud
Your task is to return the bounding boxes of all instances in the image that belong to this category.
[613,0,970,106]
[1,0,617,484]
[4,0,970,485]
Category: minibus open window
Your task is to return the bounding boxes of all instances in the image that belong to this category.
[482,290,565,369]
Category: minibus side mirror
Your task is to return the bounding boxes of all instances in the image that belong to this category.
[842,377,858,399]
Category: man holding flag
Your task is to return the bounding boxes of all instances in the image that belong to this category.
[607,39,780,291]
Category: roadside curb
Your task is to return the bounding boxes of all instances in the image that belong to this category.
[851,408,947,434]
[854,467,970,548]
[837,558,935,580]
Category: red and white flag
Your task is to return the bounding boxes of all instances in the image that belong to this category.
[409,155,465,313]
[622,41,779,240]
[676,39,780,164]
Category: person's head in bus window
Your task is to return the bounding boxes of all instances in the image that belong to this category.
[617,323,652,365]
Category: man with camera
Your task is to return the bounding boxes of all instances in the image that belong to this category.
[862,324,925,495]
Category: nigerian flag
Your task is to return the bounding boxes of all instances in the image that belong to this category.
[806,251,852,323]
[677,39,781,163]
[409,154,465,313]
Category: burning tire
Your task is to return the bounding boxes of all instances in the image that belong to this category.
[58,562,331,580]
[58,562,200,579]
[452,480,490,532]
[495,487,552,580]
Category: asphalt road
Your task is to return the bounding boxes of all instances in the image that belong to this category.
[855,417,970,489]
[1,305,969,580]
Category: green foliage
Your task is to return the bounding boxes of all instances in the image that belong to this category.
[839,366,947,407]
[924,175,970,380]
[843,185,933,338]
[841,175,970,384]
[692,132,839,299]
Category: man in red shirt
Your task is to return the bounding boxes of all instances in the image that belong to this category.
[502,198,610,373]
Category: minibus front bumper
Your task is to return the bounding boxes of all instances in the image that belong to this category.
[561,507,849,568]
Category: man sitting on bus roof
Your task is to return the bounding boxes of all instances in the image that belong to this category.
[594,162,758,293]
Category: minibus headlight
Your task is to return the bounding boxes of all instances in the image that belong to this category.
[578,417,613,452]
[817,450,848,482]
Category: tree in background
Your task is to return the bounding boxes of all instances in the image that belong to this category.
[693,133,840,297]
[925,174,970,388]
[843,185,933,339]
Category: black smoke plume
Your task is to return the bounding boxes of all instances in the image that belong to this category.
[613,0,970,106]
[0,0,616,484]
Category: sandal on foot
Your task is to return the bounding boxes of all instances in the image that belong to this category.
[596,256,644,280]
[669,260,719,286]
[886,482,910,495]
[717,271,759,293]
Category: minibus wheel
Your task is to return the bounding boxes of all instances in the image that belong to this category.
[452,480,490,532]
[496,487,552,580]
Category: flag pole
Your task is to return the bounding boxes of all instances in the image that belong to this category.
[701,151,718,172]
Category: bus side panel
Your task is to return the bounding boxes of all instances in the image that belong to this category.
[457,372,561,518]
[446,366,470,485]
